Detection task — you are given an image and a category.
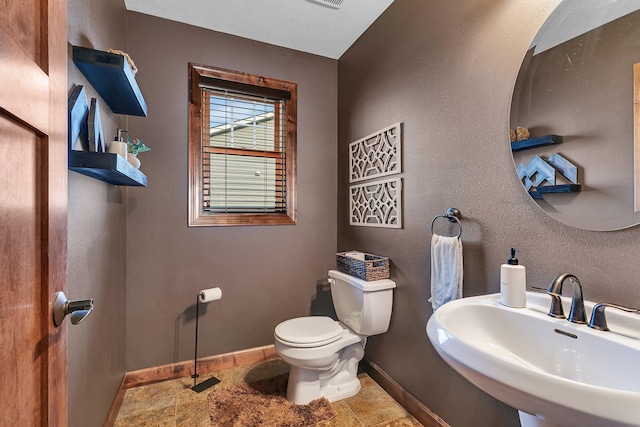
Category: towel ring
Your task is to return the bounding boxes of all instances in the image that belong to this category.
[430,208,462,238]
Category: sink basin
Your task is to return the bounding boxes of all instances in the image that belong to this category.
[426,292,640,427]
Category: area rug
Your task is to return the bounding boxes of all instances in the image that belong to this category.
[208,374,336,426]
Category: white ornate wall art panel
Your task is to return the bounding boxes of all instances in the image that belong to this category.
[350,177,402,228]
[349,123,402,183]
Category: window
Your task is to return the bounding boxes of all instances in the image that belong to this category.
[188,64,297,226]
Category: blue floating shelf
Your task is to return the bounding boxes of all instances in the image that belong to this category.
[511,135,563,152]
[536,184,581,194]
[69,151,148,186]
[72,46,147,117]
[529,184,581,200]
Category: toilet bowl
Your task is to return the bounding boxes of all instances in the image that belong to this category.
[274,270,396,404]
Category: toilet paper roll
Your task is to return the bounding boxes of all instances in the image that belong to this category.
[198,287,222,303]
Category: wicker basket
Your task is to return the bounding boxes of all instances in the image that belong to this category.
[335,251,390,281]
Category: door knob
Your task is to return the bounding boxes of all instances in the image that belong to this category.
[53,291,94,326]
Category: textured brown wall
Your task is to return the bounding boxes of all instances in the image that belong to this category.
[338,0,640,426]
[67,0,129,425]
[124,13,338,371]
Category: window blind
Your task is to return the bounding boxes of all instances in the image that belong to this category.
[201,88,287,214]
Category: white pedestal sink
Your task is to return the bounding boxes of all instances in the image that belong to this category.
[426,292,640,427]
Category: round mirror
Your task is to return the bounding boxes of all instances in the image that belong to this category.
[510,0,640,231]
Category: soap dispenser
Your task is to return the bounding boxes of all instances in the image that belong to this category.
[108,128,128,159]
[500,247,526,308]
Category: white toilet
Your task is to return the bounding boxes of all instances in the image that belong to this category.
[274,269,396,404]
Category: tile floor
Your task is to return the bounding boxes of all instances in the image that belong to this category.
[114,358,423,426]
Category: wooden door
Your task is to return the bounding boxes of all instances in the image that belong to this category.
[0,0,68,425]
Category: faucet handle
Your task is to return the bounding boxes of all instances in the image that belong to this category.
[547,293,565,319]
[527,286,566,318]
[545,274,567,319]
[587,302,639,331]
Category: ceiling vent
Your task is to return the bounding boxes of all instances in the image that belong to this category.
[309,0,343,9]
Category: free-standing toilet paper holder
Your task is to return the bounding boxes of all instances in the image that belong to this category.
[191,287,223,393]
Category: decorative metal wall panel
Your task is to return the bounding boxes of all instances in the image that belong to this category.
[350,177,402,228]
[349,123,401,183]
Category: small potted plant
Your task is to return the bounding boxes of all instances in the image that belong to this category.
[126,136,150,169]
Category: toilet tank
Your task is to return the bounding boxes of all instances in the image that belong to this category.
[328,270,396,336]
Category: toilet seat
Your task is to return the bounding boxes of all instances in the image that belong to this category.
[275,316,345,348]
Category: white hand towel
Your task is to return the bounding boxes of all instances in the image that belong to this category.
[429,233,463,311]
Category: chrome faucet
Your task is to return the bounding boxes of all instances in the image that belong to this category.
[546,273,586,324]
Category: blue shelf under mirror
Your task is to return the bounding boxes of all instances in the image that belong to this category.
[529,184,581,199]
[511,135,563,152]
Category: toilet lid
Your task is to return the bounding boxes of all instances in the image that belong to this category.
[275,316,344,347]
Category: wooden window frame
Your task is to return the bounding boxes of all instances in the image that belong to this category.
[188,63,297,226]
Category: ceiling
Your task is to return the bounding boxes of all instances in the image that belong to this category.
[124,0,395,59]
